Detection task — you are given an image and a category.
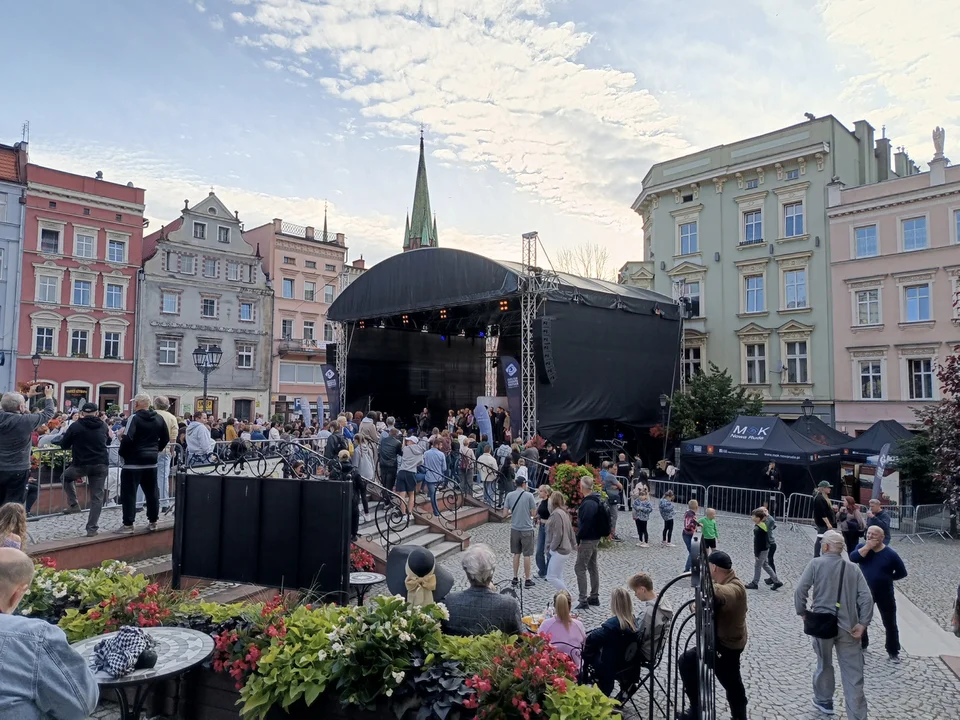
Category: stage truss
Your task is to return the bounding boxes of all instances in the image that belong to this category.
[519,231,558,442]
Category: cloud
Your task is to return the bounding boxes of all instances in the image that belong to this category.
[263,59,283,71]
[209,14,224,31]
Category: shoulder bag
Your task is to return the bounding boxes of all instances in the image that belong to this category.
[803,562,846,639]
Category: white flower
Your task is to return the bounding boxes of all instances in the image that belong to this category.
[317,650,327,661]
[331,642,343,652]
[327,630,338,641]
[392,671,405,684]
[399,632,411,643]
[435,603,450,620]
[398,618,408,628]
[20,607,31,616]
[386,689,394,697]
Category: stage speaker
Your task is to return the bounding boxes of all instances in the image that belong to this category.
[326,343,338,367]
[533,316,557,385]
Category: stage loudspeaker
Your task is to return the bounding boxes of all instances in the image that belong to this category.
[533,316,557,385]
[326,343,338,367]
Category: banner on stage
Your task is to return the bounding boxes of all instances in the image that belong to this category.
[499,355,522,438]
[475,401,493,444]
[322,364,341,419]
[299,397,312,427]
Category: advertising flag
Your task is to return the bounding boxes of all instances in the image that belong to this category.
[499,355,523,439]
[475,401,493,444]
[322,364,341,420]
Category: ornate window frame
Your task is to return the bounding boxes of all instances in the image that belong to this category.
[897,343,941,401]
[670,204,703,258]
[844,274,886,331]
[848,345,888,402]
[735,258,769,317]
[894,269,936,328]
[776,251,813,314]
[30,310,64,357]
[736,323,771,397]
[735,190,768,247]
[777,319,814,398]
[774,181,809,243]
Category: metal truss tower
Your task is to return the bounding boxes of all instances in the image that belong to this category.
[518,231,556,442]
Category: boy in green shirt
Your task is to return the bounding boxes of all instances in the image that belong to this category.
[697,508,719,552]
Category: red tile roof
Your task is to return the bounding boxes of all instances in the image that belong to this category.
[0,147,20,183]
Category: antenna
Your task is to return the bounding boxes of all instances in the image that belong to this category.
[21,121,29,143]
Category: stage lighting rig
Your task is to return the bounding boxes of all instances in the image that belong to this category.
[359,320,366,329]
[440,308,448,319]
[499,299,509,312]
[402,314,409,325]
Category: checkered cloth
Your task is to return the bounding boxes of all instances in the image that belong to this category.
[91,627,152,678]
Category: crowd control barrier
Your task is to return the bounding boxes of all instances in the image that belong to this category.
[704,485,787,523]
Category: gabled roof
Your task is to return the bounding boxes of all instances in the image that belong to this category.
[841,419,914,461]
[789,416,853,447]
[0,144,23,184]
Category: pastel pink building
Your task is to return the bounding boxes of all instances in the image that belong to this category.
[828,140,959,433]
[17,164,145,411]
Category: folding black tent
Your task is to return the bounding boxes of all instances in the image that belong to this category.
[678,416,842,497]
[789,416,853,447]
[840,419,914,463]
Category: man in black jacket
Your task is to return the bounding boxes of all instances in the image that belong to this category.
[115,394,170,534]
[574,476,606,610]
[378,428,402,492]
[58,403,110,536]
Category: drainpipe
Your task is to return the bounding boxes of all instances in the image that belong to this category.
[132,267,144,397]
[10,190,26,390]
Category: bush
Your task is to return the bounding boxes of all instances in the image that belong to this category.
[544,683,620,719]
[437,631,519,675]
[549,463,602,529]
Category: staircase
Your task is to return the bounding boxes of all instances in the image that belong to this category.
[359,502,463,561]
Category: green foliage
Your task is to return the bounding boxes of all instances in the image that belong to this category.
[897,431,943,505]
[390,650,473,720]
[667,362,765,440]
[544,684,620,719]
[106,404,122,416]
[269,413,284,426]
[18,560,147,624]
[177,600,250,626]
[436,631,518,675]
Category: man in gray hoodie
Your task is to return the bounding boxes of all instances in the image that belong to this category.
[0,385,55,505]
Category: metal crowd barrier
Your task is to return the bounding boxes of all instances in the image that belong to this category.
[784,493,843,531]
[646,479,708,508]
[913,504,955,540]
[704,484,787,523]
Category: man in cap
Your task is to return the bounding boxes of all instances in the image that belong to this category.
[58,402,110,536]
[677,550,748,720]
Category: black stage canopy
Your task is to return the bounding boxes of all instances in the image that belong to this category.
[841,419,914,463]
[327,248,681,458]
[679,416,842,496]
[789,416,853,447]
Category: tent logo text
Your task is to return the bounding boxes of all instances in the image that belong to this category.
[731,425,771,441]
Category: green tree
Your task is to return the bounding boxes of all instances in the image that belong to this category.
[667,362,765,440]
[895,430,942,505]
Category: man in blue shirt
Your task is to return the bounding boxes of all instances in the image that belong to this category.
[865,499,892,544]
[422,439,448,517]
[850,525,908,661]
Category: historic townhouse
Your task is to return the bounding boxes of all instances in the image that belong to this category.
[0,142,27,393]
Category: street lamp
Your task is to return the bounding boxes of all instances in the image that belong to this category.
[801,398,814,430]
[192,346,223,415]
[659,393,669,460]
[31,353,42,384]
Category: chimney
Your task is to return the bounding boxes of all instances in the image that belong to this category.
[305,226,315,240]
[874,137,892,182]
[894,148,912,177]
[335,232,345,245]
[352,257,365,270]
[853,120,876,185]
[826,179,845,208]
[273,218,282,232]
[14,141,28,182]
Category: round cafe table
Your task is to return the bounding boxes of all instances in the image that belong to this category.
[350,571,386,606]
[71,626,214,720]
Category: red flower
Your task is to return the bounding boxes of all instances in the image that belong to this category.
[88,611,101,621]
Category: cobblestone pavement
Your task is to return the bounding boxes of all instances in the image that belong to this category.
[27,504,170,544]
[886,538,958,632]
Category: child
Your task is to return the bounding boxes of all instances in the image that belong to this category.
[659,490,675,547]
[0,503,28,549]
[698,508,719,554]
[539,589,587,666]
[632,486,654,548]
[682,500,699,571]
[747,508,782,590]
[759,506,778,581]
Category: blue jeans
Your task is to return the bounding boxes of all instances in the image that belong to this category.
[536,524,548,576]
[425,481,440,516]
[483,481,495,506]
[683,532,693,572]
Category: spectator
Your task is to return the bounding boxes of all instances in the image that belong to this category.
[0,503,27,549]
[186,412,216,461]
[659,490,676,547]
[678,551,748,720]
[628,572,673,662]
[544,491,576,593]
[153,397,179,514]
[115,394,170,534]
[698,507,719,554]
[745,508,782,590]
[813,481,836,557]
[682,499,699,572]
[378,428,402,493]
[442,543,522,636]
[396,435,424,518]
[539,589,586,666]
[600,462,624,542]
[477,445,499,507]
[794,529,872,719]
[422,439,447,518]
[250,424,266,442]
[838,496,866,553]
[521,441,541,488]
[0,386,55,504]
[759,507,779,583]
[582,587,637,696]
[504,475,538,588]
[850,525,907,661]
[865,499,892,545]
[534,484,552,579]
[631,486,654,548]
[334,449,365,541]
[224,417,238,442]
[58,403,110,537]
[0,547,99,718]
[574,476,605,610]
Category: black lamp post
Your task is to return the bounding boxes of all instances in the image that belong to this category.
[801,398,814,425]
[192,346,223,414]
[31,353,42,384]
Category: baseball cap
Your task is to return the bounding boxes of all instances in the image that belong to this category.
[404,435,418,444]
[707,551,732,570]
[817,480,832,488]
[81,403,98,413]
[515,476,527,486]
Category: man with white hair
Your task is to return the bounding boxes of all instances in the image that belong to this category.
[0,385,55,505]
[441,543,522,636]
[795,529,873,718]
[851,525,907,661]
[0,547,99,717]
[115,394,170,534]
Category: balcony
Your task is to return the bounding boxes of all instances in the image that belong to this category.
[277,337,329,355]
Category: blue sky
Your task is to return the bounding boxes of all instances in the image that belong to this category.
[3,0,954,270]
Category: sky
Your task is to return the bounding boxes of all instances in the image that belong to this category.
[3,0,956,271]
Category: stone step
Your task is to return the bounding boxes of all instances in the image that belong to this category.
[402,532,447,549]
[428,541,462,560]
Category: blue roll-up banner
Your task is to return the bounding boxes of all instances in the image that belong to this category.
[475,402,493,444]
[317,396,325,425]
[322,364,341,420]
[499,355,523,440]
[300,397,312,428]
[872,442,891,500]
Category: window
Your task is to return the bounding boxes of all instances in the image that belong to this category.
[743,210,762,245]
[203,258,218,278]
[783,202,803,237]
[162,292,179,314]
[904,284,931,322]
[786,169,799,181]
[303,321,315,341]
[902,217,927,251]
[305,261,317,269]
[682,281,700,317]
[324,263,335,271]
[83,207,90,216]
[48,202,56,209]
[244,264,255,283]
[746,179,759,189]
[323,322,334,343]
[279,363,297,382]
[859,361,882,400]
[282,278,295,299]
[281,319,293,339]
[855,225,878,258]
[283,256,296,265]
[955,210,960,244]
[70,330,89,356]
[679,222,698,255]
[237,344,254,369]
[105,283,123,309]
[784,269,807,309]
[785,341,808,383]
[165,251,178,272]
[0,193,5,220]
[304,281,316,302]
[72,280,92,307]
[239,302,253,321]
[683,346,702,381]
[35,327,54,354]
[41,228,60,254]
[908,358,934,400]
[227,262,240,281]
[855,289,880,326]
[201,298,218,318]
[103,332,120,359]
[37,276,58,304]
[323,284,335,303]
[181,255,196,274]
[75,232,95,258]
[158,339,179,365]
[744,276,764,313]
[193,222,206,239]
[745,344,766,384]
[108,239,125,263]
[218,227,230,243]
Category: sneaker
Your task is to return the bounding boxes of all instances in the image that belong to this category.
[811,699,835,715]
[744,582,759,590]
[640,542,649,548]
[525,579,535,589]
[587,597,600,606]
[358,513,367,524]
[511,577,519,586]
[771,581,784,591]
[103,501,120,509]
[575,601,590,611]
[62,505,81,515]
[85,529,98,537]
[763,578,774,585]
[613,535,625,543]
[666,542,675,547]
[635,542,643,547]
[888,654,901,663]
[113,525,134,535]
[147,522,158,532]
[537,572,547,579]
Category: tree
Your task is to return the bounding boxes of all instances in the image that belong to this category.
[666,362,765,440]
[553,243,613,281]
[895,430,942,505]
[910,346,960,510]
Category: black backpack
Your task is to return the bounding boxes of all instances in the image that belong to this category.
[584,494,611,538]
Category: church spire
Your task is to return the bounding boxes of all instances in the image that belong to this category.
[403,126,438,251]
[322,201,328,244]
